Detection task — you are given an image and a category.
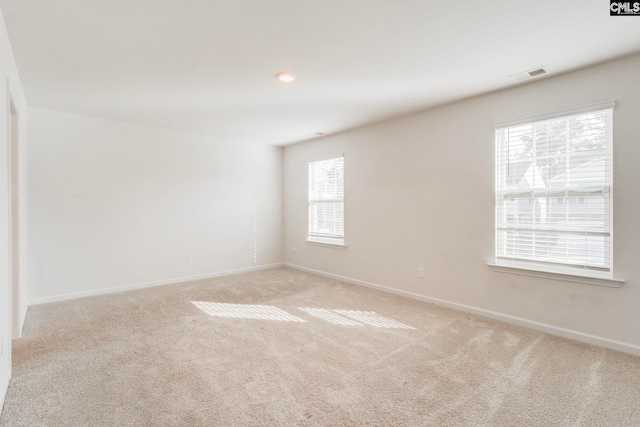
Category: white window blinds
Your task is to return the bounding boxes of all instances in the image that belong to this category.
[495,104,613,272]
[308,156,344,245]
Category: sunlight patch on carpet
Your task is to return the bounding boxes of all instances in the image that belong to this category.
[299,308,415,329]
[193,301,306,322]
[298,308,363,326]
[334,310,415,329]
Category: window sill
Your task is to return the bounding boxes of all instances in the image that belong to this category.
[306,238,347,249]
[487,261,625,288]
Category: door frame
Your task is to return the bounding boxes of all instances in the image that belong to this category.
[8,90,21,339]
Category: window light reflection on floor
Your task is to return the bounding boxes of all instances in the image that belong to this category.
[298,308,363,326]
[192,301,306,322]
[192,301,414,329]
[299,308,415,329]
[333,310,415,329]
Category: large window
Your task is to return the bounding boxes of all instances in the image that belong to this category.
[308,156,344,246]
[495,103,613,274]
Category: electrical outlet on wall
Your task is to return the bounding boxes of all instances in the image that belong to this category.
[418,267,425,278]
[185,254,192,263]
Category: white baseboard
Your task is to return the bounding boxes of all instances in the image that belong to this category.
[30,263,285,306]
[0,370,9,416]
[284,263,640,356]
[19,303,27,338]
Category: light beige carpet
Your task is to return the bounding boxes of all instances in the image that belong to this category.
[1,267,639,426]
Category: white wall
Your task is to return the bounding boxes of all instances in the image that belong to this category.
[28,108,283,303]
[0,7,28,413]
[284,53,640,353]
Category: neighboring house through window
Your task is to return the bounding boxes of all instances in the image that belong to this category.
[495,102,614,275]
[308,156,344,246]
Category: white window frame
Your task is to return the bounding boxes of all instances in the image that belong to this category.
[307,155,346,248]
[489,101,624,287]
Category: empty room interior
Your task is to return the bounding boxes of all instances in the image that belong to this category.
[1,1,640,425]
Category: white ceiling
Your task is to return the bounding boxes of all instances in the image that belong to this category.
[2,1,639,146]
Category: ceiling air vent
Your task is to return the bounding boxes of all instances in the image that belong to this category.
[509,66,548,83]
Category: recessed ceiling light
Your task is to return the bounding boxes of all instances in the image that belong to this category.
[276,72,296,83]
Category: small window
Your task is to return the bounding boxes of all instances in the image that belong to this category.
[495,103,613,274]
[308,156,344,246]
